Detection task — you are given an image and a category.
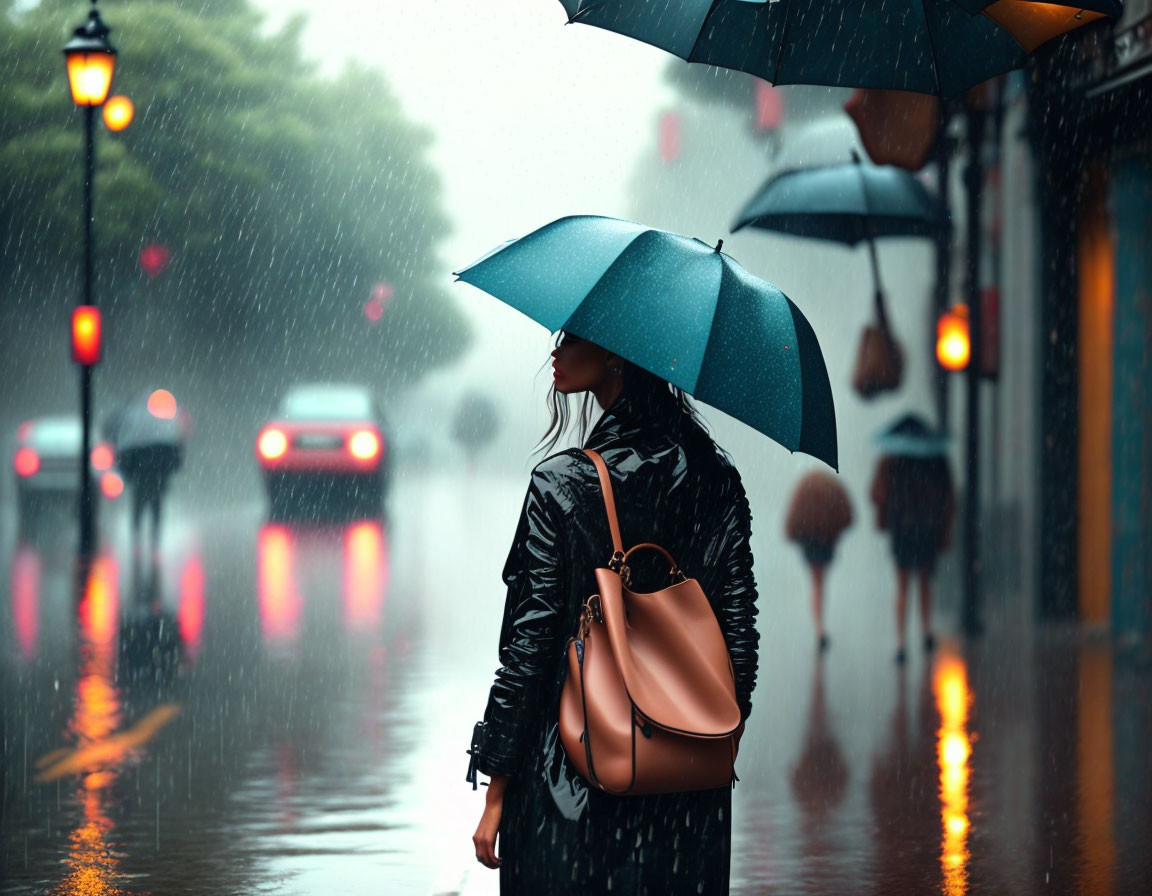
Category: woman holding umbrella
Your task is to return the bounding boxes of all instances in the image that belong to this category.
[467,334,759,892]
[457,216,838,893]
[869,414,955,664]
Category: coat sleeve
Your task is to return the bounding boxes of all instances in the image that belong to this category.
[473,468,567,777]
[713,468,760,721]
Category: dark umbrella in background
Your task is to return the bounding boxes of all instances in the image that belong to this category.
[556,0,1116,96]
[455,215,838,468]
[733,150,946,397]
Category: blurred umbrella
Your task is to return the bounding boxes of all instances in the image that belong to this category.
[455,215,838,468]
[875,413,951,457]
[844,89,941,171]
[556,0,1104,97]
[785,471,854,546]
[953,0,1121,52]
[732,150,945,299]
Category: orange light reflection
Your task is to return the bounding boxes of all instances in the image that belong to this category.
[343,521,388,632]
[57,554,126,896]
[934,651,973,896]
[258,525,301,645]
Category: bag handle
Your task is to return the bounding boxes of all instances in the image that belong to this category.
[584,449,623,559]
[584,450,684,581]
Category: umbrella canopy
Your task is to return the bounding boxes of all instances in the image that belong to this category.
[875,413,951,457]
[455,215,838,469]
[556,0,1086,97]
[732,152,945,303]
[732,156,946,246]
[785,471,854,544]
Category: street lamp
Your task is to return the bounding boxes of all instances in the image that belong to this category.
[936,304,971,372]
[63,1,116,555]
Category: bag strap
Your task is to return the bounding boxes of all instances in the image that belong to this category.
[583,449,624,559]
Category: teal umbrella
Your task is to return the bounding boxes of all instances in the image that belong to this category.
[455,216,838,469]
[732,152,946,300]
[556,0,1084,97]
[875,414,950,458]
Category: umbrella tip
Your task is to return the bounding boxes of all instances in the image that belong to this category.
[714,239,724,253]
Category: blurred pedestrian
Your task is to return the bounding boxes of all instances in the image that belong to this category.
[467,331,759,894]
[785,470,853,649]
[869,415,954,664]
[106,390,189,568]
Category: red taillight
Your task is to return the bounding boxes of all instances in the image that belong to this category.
[91,442,115,471]
[14,448,40,478]
[100,471,124,499]
[347,429,380,461]
[258,428,289,462]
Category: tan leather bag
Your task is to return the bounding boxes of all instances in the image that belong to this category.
[558,449,742,795]
[851,289,904,399]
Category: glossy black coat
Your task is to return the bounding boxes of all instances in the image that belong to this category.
[470,392,760,894]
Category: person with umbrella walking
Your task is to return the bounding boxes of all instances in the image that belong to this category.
[785,470,853,650]
[458,216,837,893]
[869,414,955,664]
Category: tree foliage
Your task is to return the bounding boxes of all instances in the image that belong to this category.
[1,0,469,418]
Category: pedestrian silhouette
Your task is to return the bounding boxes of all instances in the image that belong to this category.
[869,414,954,664]
[105,391,189,571]
[785,470,853,649]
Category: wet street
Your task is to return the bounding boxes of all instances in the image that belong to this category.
[2,467,1151,896]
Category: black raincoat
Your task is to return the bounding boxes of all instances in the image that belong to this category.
[468,392,760,895]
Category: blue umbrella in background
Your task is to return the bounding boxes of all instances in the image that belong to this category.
[875,413,951,457]
[556,0,1117,97]
[455,215,838,469]
[732,150,946,304]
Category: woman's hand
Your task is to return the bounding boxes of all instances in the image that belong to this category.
[472,774,509,869]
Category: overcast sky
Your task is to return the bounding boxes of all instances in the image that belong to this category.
[259,1,676,454]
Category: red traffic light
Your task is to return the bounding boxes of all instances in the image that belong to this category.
[72,306,102,365]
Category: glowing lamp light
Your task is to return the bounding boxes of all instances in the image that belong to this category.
[14,448,40,478]
[90,442,114,471]
[936,304,970,372]
[72,306,102,365]
[258,428,289,462]
[363,298,385,323]
[147,389,177,419]
[139,243,170,278]
[348,429,381,461]
[102,95,133,131]
[100,471,124,499]
[63,9,117,107]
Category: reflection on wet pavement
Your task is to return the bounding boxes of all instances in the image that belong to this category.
[934,651,972,896]
[1,474,1150,895]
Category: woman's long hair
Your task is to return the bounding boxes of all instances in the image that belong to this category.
[535,331,714,456]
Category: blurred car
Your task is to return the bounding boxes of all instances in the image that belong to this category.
[12,417,123,531]
[256,384,388,518]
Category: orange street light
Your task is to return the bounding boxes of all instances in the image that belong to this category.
[102,95,133,131]
[72,306,102,366]
[937,304,970,372]
[63,5,117,107]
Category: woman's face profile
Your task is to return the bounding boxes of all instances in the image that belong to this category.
[551,333,614,395]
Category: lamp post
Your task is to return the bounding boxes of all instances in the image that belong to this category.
[962,100,986,638]
[63,1,116,555]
